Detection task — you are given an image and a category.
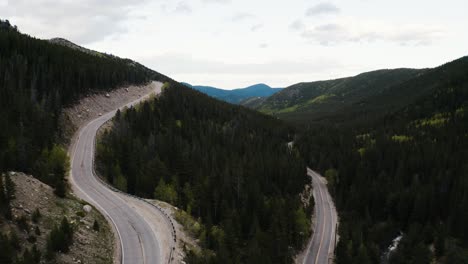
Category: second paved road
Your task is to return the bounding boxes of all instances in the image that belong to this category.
[70,82,166,264]
[303,168,338,264]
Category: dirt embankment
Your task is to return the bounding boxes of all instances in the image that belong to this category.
[4,172,113,264]
[148,200,200,263]
[60,83,159,145]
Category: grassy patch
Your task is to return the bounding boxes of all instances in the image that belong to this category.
[258,106,277,115]
[308,94,335,104]
[174,209,204,238]
[391,135,413,143]
[162,82,170,91]
[277,104,300,113]
[357,147,366,157]
[455,107,466,117]
[414,113,449,127]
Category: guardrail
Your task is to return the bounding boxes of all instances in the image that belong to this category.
[92,124,177,264]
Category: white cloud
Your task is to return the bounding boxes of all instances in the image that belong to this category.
[306,2,340,16]
[140,53,342,75]
[202,0,230,4]
[174,1,192,14]
[1,0,147,44]
[289,19,305,31]
[232,12,255,22]
[251,23,263,32]
[301,20,445,46]
[139,53,348,88]
[1,0,464,88]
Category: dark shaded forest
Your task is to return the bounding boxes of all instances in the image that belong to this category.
[96,82,311,263]
[297,57,468,263]
[0,23,166,193]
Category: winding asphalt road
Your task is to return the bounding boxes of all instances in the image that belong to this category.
[303,168,338,264]
[69,82,165,264]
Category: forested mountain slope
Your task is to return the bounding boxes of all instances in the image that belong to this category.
[184,82,283,104]
[96,83,311,263]
[239,96,268,109]
[0,24,169,191]
[296,56,468,263]
[0,21,169,263]
[255,68,424,124]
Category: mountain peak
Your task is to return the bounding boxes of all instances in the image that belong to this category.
[184,83,283,104]
[49,38,108,57]
[247,83,271,89]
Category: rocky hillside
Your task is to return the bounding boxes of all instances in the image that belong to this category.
[0,172,113,264]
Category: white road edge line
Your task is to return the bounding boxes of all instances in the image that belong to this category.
[68,83,161,264]
[69,120,126,264]
[314,173,326,264]
[302,171,316,264]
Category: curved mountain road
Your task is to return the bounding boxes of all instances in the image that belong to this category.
[303,168,338,264]
[69,82,170,264]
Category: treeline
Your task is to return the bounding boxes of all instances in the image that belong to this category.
[45,217,74,260]
[297,58,468,263]
[0,24,165,194]
[97,83,311,263]
[0,173,14,219]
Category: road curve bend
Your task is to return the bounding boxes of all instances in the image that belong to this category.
[69,82,168,264]
[303,168,338,264]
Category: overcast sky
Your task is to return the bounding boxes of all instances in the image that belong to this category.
[2,0,467,89]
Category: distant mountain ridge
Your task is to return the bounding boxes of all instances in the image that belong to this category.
[252,68,425,124]
[251,56,468,125]
[183,82,283,104]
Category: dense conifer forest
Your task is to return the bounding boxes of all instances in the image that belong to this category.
[0,23,166,192]
[297,57,468,263]
[96,83,311,263]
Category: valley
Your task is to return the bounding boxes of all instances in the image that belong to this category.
[1,5,468,264]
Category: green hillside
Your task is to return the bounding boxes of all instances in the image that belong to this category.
[256,68,425,124]
[239,96,267,109]
[258,57,468,126]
